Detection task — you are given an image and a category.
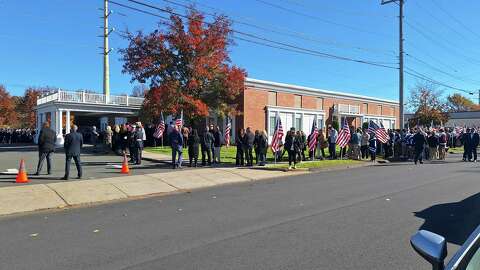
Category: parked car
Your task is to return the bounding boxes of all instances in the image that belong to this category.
[411,225,480,270]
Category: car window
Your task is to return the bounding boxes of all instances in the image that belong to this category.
[467,248,480,270]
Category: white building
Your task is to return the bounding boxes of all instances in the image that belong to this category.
[35,90,144,143]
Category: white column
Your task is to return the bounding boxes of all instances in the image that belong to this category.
[56,109,63,135]
[65,110,71,134]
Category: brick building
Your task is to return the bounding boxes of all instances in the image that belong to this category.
[229,78,399,142]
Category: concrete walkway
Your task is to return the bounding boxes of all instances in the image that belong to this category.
[0,154,308,216]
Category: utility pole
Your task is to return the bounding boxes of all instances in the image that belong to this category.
[103,0,112,102]
[381,0,404,129]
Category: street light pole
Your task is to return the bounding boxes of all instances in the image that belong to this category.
[381,0,404,128]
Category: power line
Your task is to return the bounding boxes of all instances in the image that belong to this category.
[110,0,398,69]
[252,0,393,38]
[428,0,480,41]
[404,67,471,93]
[159,0,396,57]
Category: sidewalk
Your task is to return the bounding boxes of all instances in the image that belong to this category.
[0,152,309,216]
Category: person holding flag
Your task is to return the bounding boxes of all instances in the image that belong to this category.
[153,112,166,146]
[270,114,284,162]
[284,128,301,170]
[307,119,319,161]
[336,118,351,159]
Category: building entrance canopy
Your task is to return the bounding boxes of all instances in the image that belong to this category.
[35,90,144,144]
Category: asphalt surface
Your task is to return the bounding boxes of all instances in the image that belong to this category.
[0,145,177,186]
[1,154,479,269]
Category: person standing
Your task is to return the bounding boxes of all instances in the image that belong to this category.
[188,129,200,167]
[169,125,183,169]
[368,133,377,163]
[253,130,260,165]
[427,131,439,161]
[316,129,327,160]
[438,128,447,160]
[91,126,99,151]
[461,128,472,161]
[327,125,338,159]
[104,125,113,152]
[213,126,223,164]
[235,128,246,166]
[201,126,213,166]
[257,130,268,165]
[245,127,255,166]
[413,129,427,165]
[34,122,56,176]
[361,129,370,160]
[208,124,216,162]
[472,128,479,162]
[284,128,300,169]
[62,125,83,180]
[182,127,189,149]
[134,125,144,165]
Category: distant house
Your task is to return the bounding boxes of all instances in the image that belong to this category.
[405,111,480,128]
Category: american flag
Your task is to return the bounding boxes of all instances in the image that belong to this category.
[308,119,318,151]
[271,114,284,152]
[368,120,389,143]
[336,118,351,148]
[175,110,183,127]
[224,117,231,146]
[153,112,165,139]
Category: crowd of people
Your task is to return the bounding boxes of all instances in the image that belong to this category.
[0,128,36,144]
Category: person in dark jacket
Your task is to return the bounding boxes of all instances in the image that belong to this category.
[461,128,472,161]
[257,130,268,165]
[201,127,214,166]
[426,131,439,161]
[134,126,144,165]
[169,125,183,169]
[413,129,427,165]
[253,130,260,165]
[62,125,83,180]
[35,122,56,175]
[284,128,301,169]
[236,128,246,166]
[245,127,255,166]
[368,133,377,162]
[188,129,200,167]
[471,129,479,162]
[212,126,223,164]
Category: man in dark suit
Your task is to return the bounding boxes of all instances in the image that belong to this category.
[62,125,83,180]
[413,128,427,165]
[134,125,144,165]
[471,128,479,162]
[35,122,56,175]
[245,127,255,166]
[462,128,472,161]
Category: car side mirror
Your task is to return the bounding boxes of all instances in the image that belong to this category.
[410,230,447,270]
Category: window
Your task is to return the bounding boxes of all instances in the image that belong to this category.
[362,103,368,114]
[269,115,276,135]
[294,95,302,108]
[268,91,277,106]
[295,113,302,131]
[317,97,324,110]
[377,105,383,115]
[317,115,324,129]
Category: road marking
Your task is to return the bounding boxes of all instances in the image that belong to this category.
[385,198,391,201]
[93,229,100,233]
[29,233,39,237]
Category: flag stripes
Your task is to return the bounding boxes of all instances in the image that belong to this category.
[336,118,351,148]
[271,115,284,152]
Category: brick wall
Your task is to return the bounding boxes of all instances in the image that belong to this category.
[243,87,267,131]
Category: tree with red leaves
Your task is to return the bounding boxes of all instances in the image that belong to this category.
[120,7,246,123]
[0,85,18,126]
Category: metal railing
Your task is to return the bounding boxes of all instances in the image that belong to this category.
[336,104,361,115]
[37,90,144,107]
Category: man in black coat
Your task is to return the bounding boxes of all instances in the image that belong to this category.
[62,125,83,180]
[462,128,473,161]
[471,128,479,162]
[201,126,214,166]
[35,122,56,175]
[245,127,255,166]
[413,129,427,165]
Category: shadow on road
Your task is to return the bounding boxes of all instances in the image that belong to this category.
[414,192,480,245]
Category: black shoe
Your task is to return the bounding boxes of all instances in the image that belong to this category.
[34,172,39,176]
[61,176,69,180]
[420,161,424,164]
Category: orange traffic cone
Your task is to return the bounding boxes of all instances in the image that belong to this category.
[121,154,130,174]
[16,159,29,183]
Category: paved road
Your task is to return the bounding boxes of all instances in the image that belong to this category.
[1,155,479,269]
[0,145,176,186]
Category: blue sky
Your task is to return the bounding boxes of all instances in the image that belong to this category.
[1,0,480,103]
